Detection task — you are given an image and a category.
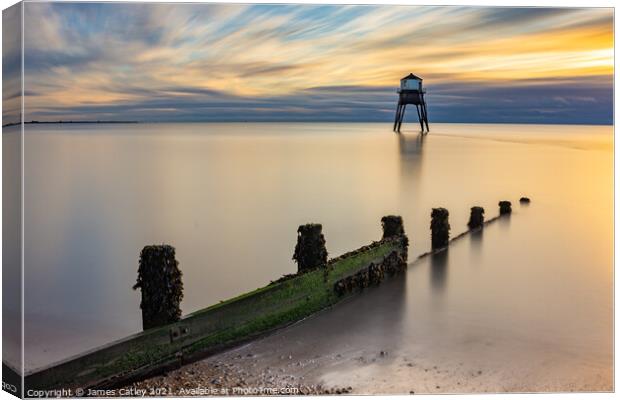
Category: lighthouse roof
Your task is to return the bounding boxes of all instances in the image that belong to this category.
[401,73,423,81]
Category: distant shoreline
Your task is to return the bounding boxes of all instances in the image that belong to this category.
[2,120,612,128]
[2,120,140,128]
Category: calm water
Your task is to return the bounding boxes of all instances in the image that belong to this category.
[14,123,611,378]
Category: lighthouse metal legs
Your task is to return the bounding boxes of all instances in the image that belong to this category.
[393,102,406,132]
[393,101,429,133]
[421,101,430,132]
[397,104,406,132]
[415,105,423,131]
[393,103,402,132]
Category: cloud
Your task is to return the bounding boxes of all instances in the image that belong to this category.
[3,3,22,125]
[25,75,612,125]
[18,3,614,124]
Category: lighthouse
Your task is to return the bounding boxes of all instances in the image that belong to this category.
[393,73,429,133]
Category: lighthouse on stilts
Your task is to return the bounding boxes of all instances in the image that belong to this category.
[393,73,429,133]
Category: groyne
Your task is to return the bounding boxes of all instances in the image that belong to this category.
[25,219,408,392]
[25,199,526,393]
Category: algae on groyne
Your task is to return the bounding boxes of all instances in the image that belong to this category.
[25,198,523,392]
[25,225,408,391]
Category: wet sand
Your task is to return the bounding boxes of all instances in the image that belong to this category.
[130,281,611,395]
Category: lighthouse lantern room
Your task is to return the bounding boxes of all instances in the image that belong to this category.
[400,73,424,92]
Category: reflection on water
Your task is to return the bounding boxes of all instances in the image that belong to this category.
[398,132,425,157]
[469,229,483,255]
[3,127,22,370]
[398,133,424,183]
[430,250,449,292]
[22,122,612,390]
[498,214,511,231]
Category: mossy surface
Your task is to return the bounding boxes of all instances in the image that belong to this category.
[26,239,404,391]
[186,243,397,353]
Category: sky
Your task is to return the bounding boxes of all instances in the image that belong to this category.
[2,3,614,124]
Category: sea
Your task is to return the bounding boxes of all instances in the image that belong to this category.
[2,122,612,389]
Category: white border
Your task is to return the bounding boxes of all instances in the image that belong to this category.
[0,1,616,400]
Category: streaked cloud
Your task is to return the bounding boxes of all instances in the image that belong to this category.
[2,3,22,125]
[11,3,614,124]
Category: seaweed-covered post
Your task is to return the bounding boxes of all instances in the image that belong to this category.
[133,245,184,330]
[431,208,450,250]
[468,206,485,229]
[499,201,512,215]
[293,223,328,273]
[381,215,409,261]
[381,215,404,238]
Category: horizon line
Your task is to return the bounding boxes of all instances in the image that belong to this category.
[3,120,614,128]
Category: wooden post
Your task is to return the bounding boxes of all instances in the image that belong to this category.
[468,206,485,229]
[381,215,405,238]
[499,201,512,215]
[293,223,328,273]
[431,208,450,250]
[381,215,409,262]
[133,245,184,330]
